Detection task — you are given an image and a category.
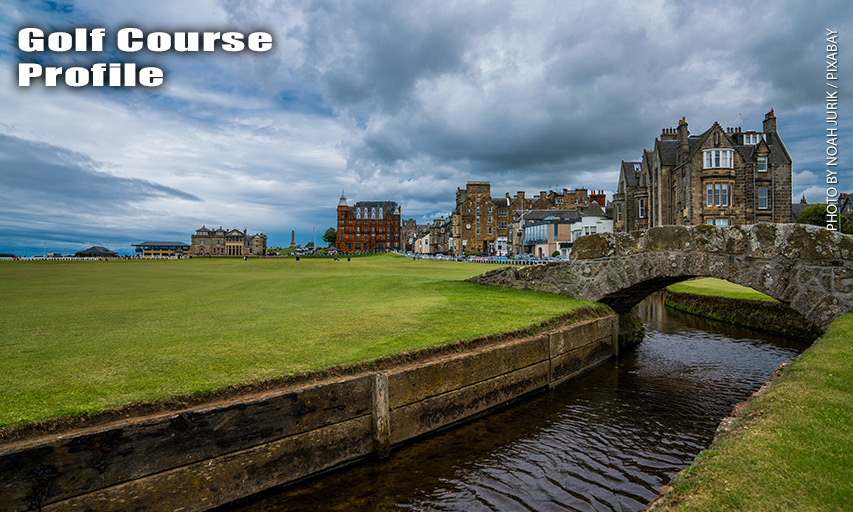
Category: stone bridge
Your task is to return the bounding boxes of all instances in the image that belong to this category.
[469,224,853,331]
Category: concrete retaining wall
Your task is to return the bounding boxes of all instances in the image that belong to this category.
[0,315,618,512]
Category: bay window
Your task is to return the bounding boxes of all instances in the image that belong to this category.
[706,182,733,207]
[703,149,734,168]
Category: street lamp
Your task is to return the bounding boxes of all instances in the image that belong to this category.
[515,209,532,255]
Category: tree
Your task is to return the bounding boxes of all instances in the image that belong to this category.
[322,227,336,245]
[796,203,853,234]
[306,241,315,248]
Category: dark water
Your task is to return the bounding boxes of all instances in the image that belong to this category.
[227,294,806,511]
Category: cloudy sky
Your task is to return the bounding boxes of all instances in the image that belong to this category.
[1,0,851,254]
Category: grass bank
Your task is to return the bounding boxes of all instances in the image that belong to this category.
[664,278,821,340]
[653,312,853,511]
[0,254,602,429]
[666,278,776,302]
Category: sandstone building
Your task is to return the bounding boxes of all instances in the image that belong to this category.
[190,227,267,256]
[336,193,401,253]
[449,181,599,256]
[613,110,792,232]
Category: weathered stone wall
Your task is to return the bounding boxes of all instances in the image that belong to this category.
[468,224,853,330]
[0,315,618,512]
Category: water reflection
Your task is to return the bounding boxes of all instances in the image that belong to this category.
[225,294,806,511]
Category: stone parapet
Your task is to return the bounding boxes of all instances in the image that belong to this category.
[468,224,853,330]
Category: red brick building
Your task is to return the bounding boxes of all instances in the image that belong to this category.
[336,192,402,253]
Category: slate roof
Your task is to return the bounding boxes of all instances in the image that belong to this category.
[791,203,810,221]
[667,123,793,167]
[582,202,606,217]
[75,246,117,256]
[521,210,582,222]
[620,161,642,188]
[352,201,399,211]
[133,241,190,247]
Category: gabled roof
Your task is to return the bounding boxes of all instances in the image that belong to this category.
[655,139,678,166]
[791,202,810,221]
[620,161,642,188]
[661,121,793,167]
[582,202,606,218]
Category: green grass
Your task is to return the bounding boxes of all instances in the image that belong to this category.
[656,312,853,511]
[667,278,777,302]
[0,254,601,427]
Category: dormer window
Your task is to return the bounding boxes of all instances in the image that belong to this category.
[703,149,733,169]
[757,156,767,172]
[743,133,761,145]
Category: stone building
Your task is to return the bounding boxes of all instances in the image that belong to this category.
[429,217,452,254]
[613,161,648,232]
[449,182,597,256]
[336,192,401,253]
[840,193,852,217]
[613,109,792,232]
[401,219,418,251]
[190,227,267,256]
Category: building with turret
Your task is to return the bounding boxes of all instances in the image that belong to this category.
[336,192,401,252]
[613,109,792,232]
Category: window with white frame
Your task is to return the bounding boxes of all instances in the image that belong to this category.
[703,149,734,168]
[638,198,646,218]
[706,182,732,207]
[758,187,769,209]
[757,156,767,172]
[743,133,760,145]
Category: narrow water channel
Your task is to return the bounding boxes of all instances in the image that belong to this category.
[225,294,806,511]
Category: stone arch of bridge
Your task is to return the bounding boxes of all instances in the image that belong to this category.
[469,224,853,331]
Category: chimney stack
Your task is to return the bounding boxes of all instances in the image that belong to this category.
[677,117,689,164]
[763,108,777,134]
